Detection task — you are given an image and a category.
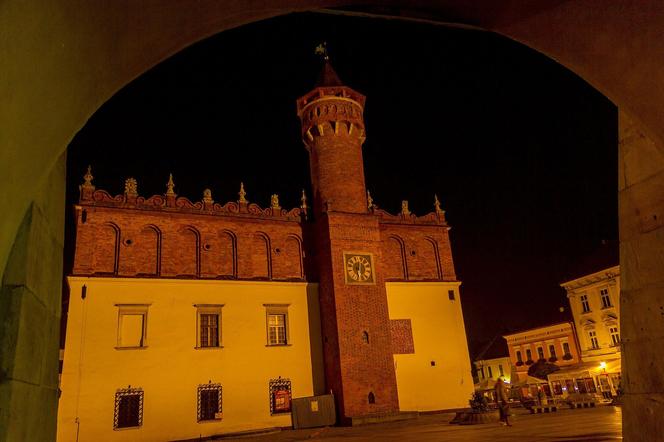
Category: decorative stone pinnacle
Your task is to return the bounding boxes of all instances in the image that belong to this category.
[367,190,374,210]
[315,41,329,61]
[166,173,175,196]
[434,194,443,214]
[271,194,281,210]
[203,188,213,204]
[238,182,247,203]
[401,200,411,216]
[300,189,308,209]
[124,178,138,196]
[82,165,94,189]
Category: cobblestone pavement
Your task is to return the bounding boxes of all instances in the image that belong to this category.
[233,406,622,442]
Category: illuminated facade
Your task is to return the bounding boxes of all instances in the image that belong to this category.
[57,60,473,441]
[558,265,621,397]
[503,323,581,396]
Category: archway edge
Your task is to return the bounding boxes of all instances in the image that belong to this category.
[2,2,664,440]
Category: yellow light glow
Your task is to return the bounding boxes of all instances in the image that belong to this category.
[599,361,607,369]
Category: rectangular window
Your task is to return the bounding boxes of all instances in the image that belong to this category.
[562,342,571,356]
[116,305,148,348]
[516,350,523,363]
[269,378,292,415]
[114,387,143,429]
[548,344,557,359]
[487,366,493,378]
[448,290,455,300]
[580,295,590,313]
[589,330,599,349]
[197,383,222,422]
[537,346,545,360]
[195,305,223,348]
[480,367,485,379]
[600,288,612,308]
[265,304,289,346]
[610,327,620,346]
[499,364,504,376]
[526,349,533,362]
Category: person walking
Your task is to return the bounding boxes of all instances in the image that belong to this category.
[494,378,512,426]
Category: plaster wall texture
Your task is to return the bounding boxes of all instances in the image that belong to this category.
[0,154,66,442]
[57,277,323,442]
[386,282,473,412]
[3,1,664,440]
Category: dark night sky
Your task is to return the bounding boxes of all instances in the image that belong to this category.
[65,12,618,357]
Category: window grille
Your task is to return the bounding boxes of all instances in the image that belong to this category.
[269,378,292,414]
[197,383,222,421]
[114,387,143,430]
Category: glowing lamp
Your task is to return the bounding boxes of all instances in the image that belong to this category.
[599,361,607,370]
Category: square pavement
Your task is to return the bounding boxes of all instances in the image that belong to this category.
[233,406,622,442]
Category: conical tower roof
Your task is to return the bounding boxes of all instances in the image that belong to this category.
[315,59,344,87]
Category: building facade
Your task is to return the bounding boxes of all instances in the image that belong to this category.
[559,265,621,397]
[474,356,513,385]
[57,61,473,441]
[503,322,581,396]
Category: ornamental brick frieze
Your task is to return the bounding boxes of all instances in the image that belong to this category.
[78,169,306,223]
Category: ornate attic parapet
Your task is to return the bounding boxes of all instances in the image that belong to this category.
[77,167,305,222]
[369,193,448,226]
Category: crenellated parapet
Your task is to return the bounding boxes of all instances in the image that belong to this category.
[297,90,366,147]
[78,167,307,222]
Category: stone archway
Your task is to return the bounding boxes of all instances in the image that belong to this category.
[1,2,662,441]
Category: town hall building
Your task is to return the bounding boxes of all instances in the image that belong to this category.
[57,58,473,441]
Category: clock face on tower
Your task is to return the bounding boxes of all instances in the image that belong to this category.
[343,252,375,284]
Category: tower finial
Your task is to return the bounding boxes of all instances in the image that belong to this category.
[83,165,94,187]
[271,194,281,210]
[315,41,329,61]
[367,190,374,210]
[166,173,175,196]
[238,182,247,203]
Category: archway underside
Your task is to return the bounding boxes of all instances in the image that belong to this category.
[1,1,663,441]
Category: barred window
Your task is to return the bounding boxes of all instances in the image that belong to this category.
[114,387,143,430]
[195,305,223,348]
[197,383,222,422]
[269,378,292,415]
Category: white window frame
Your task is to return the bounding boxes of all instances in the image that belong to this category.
[589,330,599,349]
[609,326,620,346]
[116,304,149,349]
[195,304,224,349]
[600,288,612,308]
[580,294,590,313]
[264,304,290,346]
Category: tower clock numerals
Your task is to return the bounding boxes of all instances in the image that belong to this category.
[344,253,374,284]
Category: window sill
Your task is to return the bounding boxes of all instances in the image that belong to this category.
[113,426,142,431]
[114,346,148,350]
[197,418,222,423]
[194,346,224,350]
[600,306,614,310]
[265,344,292,347]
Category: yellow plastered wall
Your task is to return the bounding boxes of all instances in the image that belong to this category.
[387,282,473,411]
[58,278,323,442]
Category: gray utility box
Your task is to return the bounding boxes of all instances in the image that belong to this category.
[291,394,336,429]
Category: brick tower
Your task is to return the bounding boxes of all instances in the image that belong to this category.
[297,55,400,422]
